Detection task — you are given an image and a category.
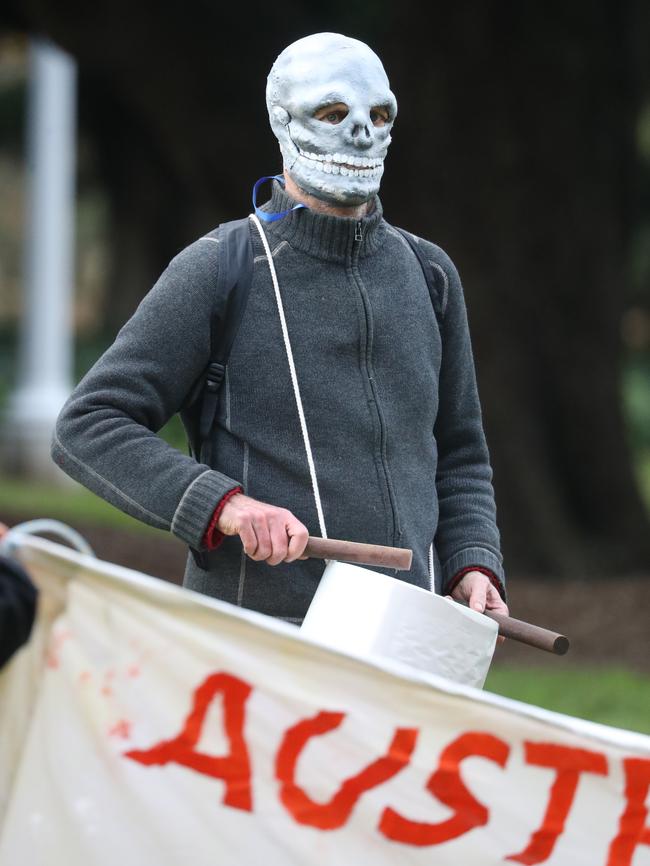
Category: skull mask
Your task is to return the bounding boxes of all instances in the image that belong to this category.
[266,33,397,206]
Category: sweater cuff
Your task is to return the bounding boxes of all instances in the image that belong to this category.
[170,470,242,550]
[202,486,243,550]
[441,547,506,599]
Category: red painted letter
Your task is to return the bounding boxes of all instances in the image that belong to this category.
[125,672,253,811]
[607,757,650,866]
[275,711,417,829]
[379,731,510,846]
[507,742,608,864]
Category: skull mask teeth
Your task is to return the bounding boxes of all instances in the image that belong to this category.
[267,33,397,206]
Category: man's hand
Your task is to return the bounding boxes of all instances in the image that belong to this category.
[216,494,309,565]
[449,570,509,643]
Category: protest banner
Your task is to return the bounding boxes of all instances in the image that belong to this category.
[1,536,648,865]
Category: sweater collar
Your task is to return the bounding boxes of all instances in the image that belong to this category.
[257,180,386,263]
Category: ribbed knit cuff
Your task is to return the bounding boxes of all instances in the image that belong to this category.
[171,470,242,550]
[441,547,506,598]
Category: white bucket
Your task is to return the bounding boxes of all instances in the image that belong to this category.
[301,562,498,689]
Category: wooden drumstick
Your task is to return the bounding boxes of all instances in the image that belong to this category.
[304,536,413,571]
[483,610,570,655]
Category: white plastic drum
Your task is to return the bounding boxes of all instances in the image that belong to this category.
[301,562,498,689]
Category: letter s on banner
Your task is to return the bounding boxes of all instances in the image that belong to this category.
[275,711,418,830]
[378,731,510,846]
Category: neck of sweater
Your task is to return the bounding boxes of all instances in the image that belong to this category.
[259,180,386,264]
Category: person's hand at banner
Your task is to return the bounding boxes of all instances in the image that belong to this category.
[217,494,309,565]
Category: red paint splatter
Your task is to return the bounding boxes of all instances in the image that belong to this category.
[101,686,113,698]
[109,719,132,740]
[126,664,141,678]
[45,630,73,670]
[78,671,92,684]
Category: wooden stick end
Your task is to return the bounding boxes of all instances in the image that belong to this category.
[553,635,570,656]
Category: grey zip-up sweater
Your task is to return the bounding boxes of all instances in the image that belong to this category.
[52,182,504,621]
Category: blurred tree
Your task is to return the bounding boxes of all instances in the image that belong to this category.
[2,0,649,576]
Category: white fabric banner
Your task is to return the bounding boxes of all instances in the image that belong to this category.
[0,537,648,866]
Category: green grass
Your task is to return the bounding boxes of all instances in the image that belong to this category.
[485,667,650,735]
[0,474,156,534]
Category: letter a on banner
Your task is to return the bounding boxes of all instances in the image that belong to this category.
[125,672,253,811]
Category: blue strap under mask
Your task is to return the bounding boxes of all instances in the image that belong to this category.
[253,175,307,222]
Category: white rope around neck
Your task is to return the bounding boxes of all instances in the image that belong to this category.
[249,214,328,540]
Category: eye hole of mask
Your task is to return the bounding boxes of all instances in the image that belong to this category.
[313,103,349,124]
[313,103,391,127]
[369,106,391,127]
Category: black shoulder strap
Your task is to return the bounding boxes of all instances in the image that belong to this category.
[394,227,447,327]
[195,218,254,454]
[189,219,253,569]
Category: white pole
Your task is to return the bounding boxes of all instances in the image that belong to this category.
[3,38,77,481]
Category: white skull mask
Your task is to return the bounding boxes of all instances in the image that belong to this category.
[266,33,397,206]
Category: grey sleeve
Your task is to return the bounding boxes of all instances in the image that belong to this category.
[51,237,242,550]
[430,248,505,595]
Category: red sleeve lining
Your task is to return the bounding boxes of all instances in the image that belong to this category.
[202,487,243,551]
[446,565,505,601]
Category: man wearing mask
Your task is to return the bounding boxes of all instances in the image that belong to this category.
[52,33,508,625]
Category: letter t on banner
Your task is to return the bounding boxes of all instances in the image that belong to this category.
[506,742,608,865]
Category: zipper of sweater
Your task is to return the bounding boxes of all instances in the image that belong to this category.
[348,218,401,548]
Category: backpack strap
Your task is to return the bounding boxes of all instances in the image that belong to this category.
[394,227,447,327]
[191,217,254,461]
[187,218,253,571]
